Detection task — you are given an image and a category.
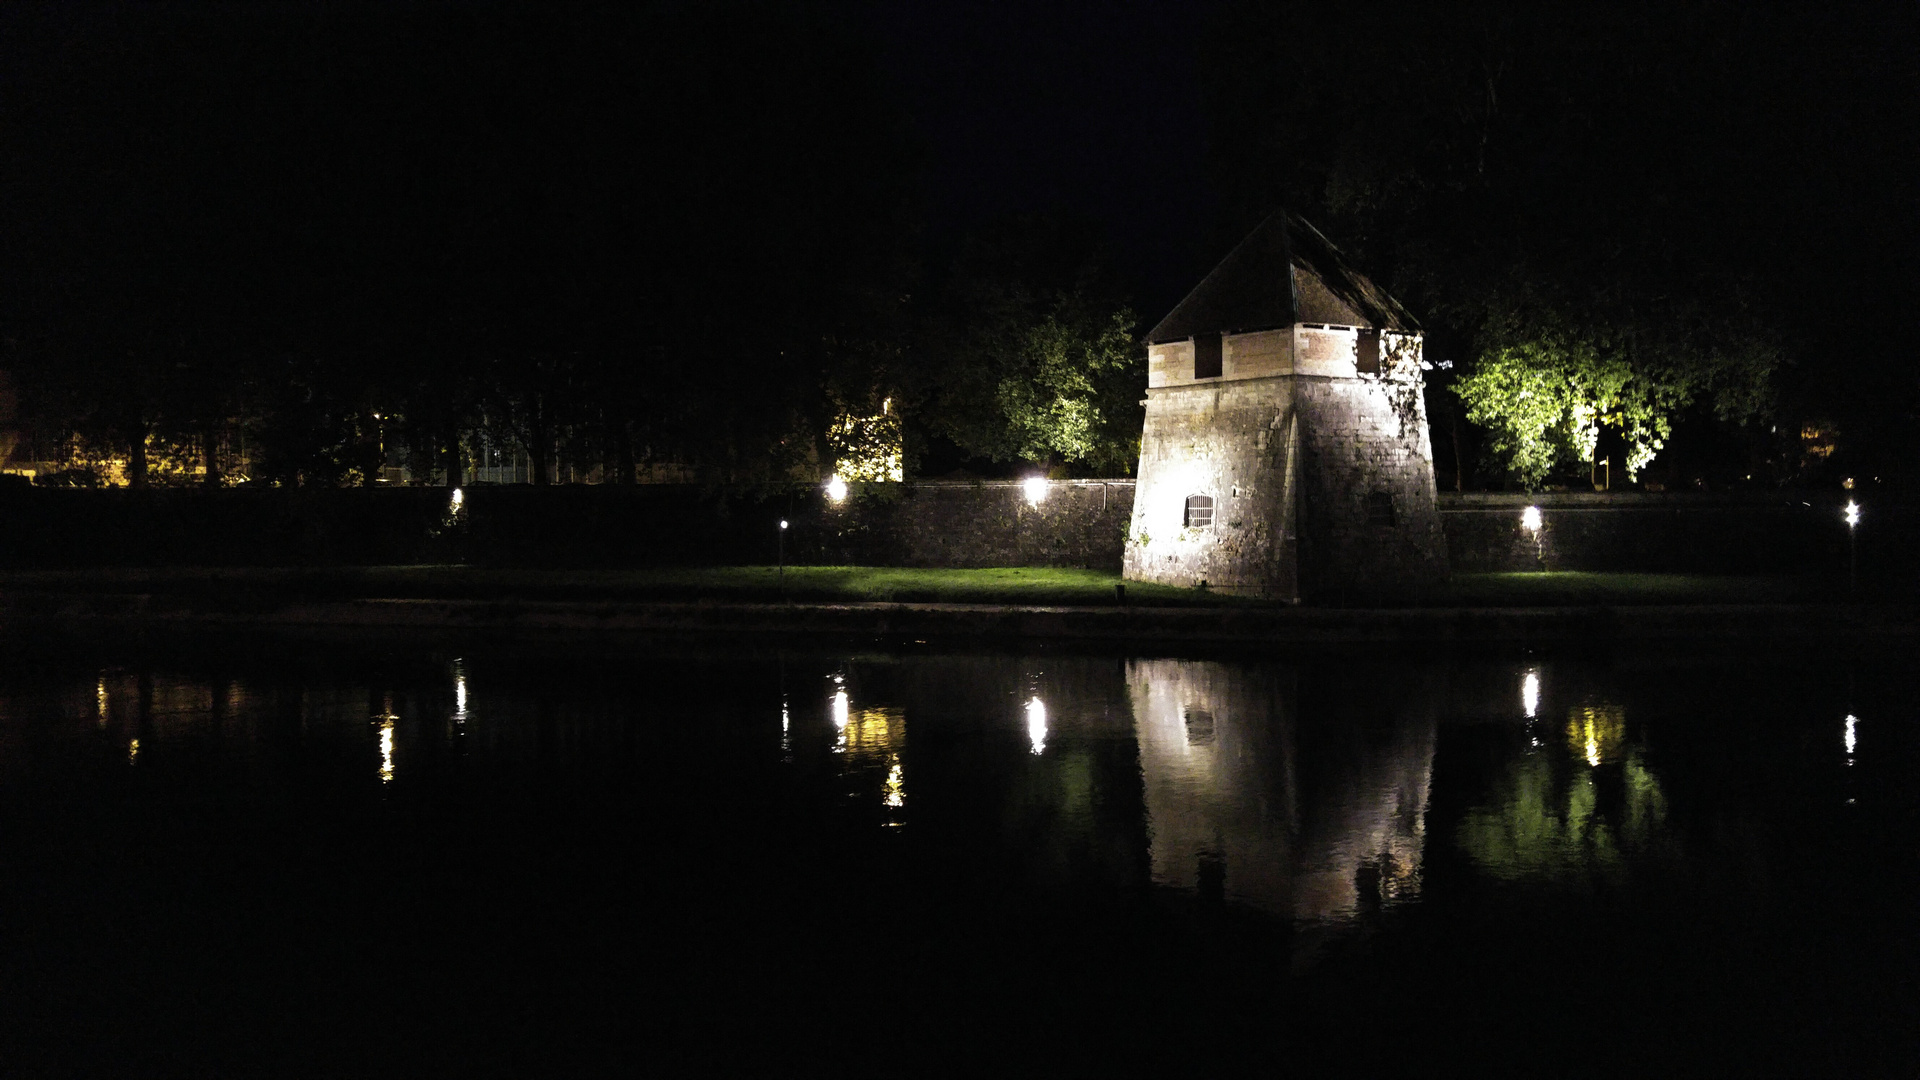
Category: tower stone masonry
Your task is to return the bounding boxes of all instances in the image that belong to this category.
[1123,213,1447,599]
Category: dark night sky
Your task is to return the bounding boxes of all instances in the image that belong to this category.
[1,0,1915,480]
[870,0,1220,316]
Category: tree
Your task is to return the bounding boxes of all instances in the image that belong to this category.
[913,215,1144,476]
[1453,288,1779,488]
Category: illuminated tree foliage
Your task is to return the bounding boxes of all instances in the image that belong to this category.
[914,215,1145,476]
[1455,300,1779,487]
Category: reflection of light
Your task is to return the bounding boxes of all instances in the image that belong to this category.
[1566,704,1624,766]
[1522,506,1542,532]
[832,688,849,752]
[453,660,468,722]
[1844,501,1860,528]
[97,676,109,727]
[883,755,905,809]
[1026,696,1047,754]
[1845,714,1857,758]
[1522,670,1540,718]
[375,693,399,783]
[128,737,140,765]
[1023,476,1048,506]
[825,475,849,502]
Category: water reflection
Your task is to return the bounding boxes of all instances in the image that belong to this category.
[1456,695,1678,888]
[827,677,907,825]
[1568,703,1625,767]
[1026,697,1047,755]
[1127,659,1436,924]
[0,648,1851,939]
[373,693,399,784]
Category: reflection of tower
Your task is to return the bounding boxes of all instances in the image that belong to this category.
[1130,659,1296,912]
[1127,659,1438,924]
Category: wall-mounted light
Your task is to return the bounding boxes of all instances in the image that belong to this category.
[1521,505,1542,532]
[1023,476,1048,506]
[450,487,464,507]
[825,475,848,503]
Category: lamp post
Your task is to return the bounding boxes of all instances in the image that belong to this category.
[1844,500,1859,595]
[778,519,788,591]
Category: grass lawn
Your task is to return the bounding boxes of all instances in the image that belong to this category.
[0,566,1844,608]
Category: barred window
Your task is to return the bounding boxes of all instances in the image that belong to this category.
[1185,494,1214,528]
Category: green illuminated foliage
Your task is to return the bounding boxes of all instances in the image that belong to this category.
[916,214,1145,475]
[1455,302,1778,487]
[994,308,1141,472]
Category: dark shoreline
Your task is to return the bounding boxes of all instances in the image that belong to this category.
[3,589,1911,646]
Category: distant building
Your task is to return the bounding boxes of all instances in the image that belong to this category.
[1123,213,1447,598]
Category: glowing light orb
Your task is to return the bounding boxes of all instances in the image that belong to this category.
[825,475,849,503]
[450,487,463,506]
[1023,476,1048,506]
[1844,501,1860,527]
[1521,506,1542,532]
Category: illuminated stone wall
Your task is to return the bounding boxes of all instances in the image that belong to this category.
[1124,327,1447,598]
[809,480,1136,570]
[1438,491,1872,574]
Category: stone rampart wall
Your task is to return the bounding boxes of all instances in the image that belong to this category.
[0,481,1137,570]
[0,483,1903,585]
[1438,491,1908,581]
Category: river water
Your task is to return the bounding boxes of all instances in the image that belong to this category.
[1,632,1912,1074]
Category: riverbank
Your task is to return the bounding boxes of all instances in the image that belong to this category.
[0,565,1857,607]
[1,585,1909,646]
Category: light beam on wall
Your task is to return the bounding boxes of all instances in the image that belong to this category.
[1023,476,1048,506]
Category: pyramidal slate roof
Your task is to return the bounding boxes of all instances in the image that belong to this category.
[1146,213,1419,344]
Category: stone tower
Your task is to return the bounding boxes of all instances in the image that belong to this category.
[1123,213,1446,599]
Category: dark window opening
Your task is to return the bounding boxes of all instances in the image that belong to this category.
[1193,334,1223,379]
[1356,328,1381,374]
[1184,706,1216,745]
[1366,491,1396,526]
[1184,494,1214,528]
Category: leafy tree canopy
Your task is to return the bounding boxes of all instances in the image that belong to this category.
[911,215,1143,476]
